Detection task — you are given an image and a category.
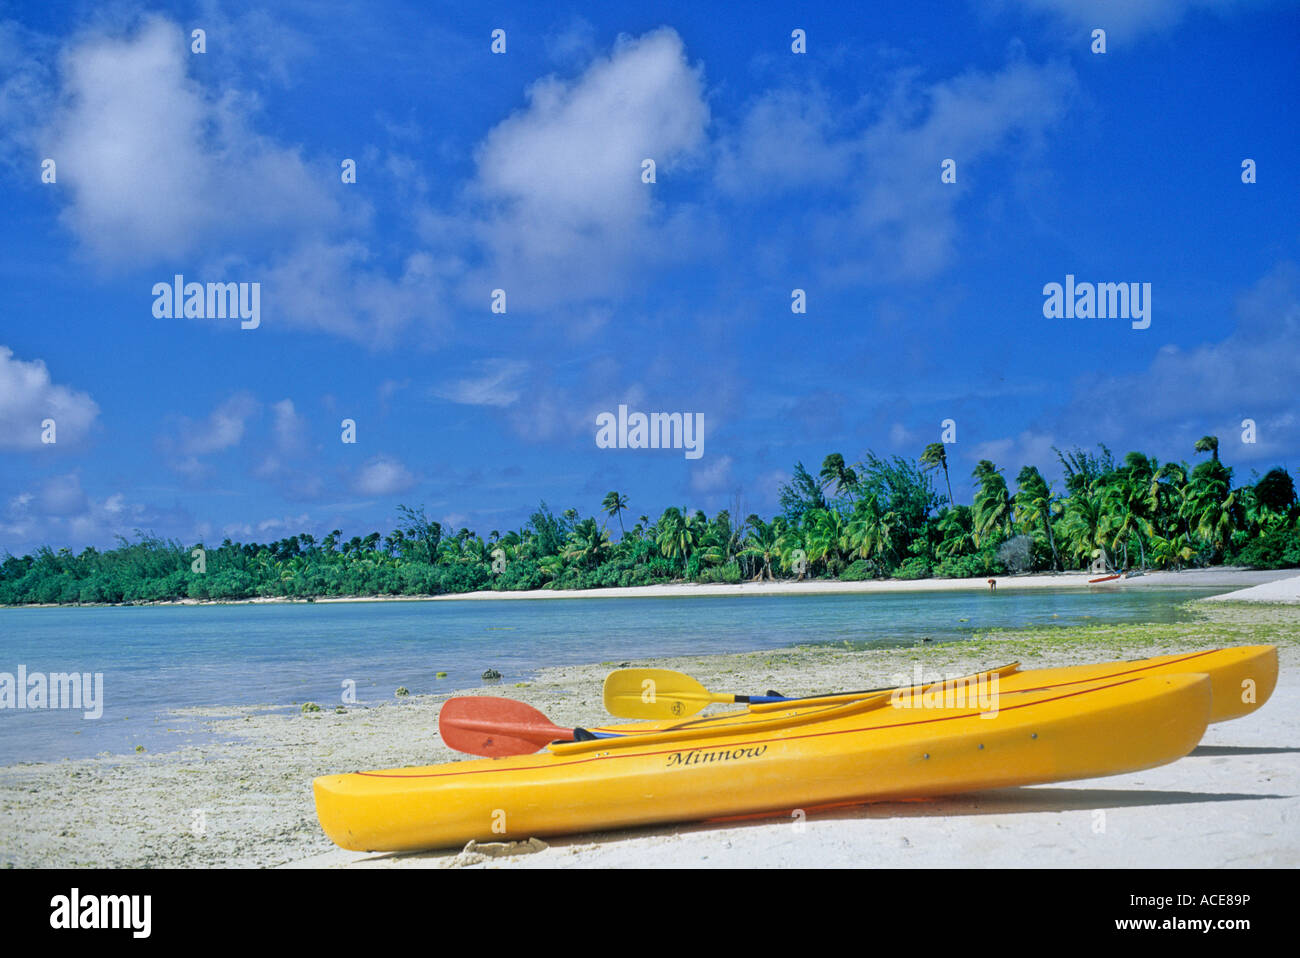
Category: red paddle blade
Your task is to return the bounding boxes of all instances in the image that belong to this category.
[438,696,574,757]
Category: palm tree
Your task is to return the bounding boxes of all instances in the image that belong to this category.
[1253,468,1296,523]
[740,516,782,581]
[1060,481,1106,569]
[920,443,955,507]
[655,507,700,572]
[1147,461,1189,542]
[1194,435,1220,463]
[935,505,975,558]
[818,454,859,502]
[1099,452,1159,570]
[538,553,566,582]
[803,507,851,575]
[1183,463,1237,560]
[563,518,611,568]
[601,491,629,538]
[1146,531,1194,570]
[775,521,810,579]
[847,493,898,568]
[1015,465,1060,571]
[971,461,1012,545]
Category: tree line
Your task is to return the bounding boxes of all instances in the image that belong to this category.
[2,436,1296,605]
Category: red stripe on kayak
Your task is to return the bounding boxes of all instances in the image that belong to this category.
[354,676,1160,780]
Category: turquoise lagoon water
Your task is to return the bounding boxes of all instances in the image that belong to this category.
[0,588,1222,764]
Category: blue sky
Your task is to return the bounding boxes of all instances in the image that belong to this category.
[1,0,1297,552]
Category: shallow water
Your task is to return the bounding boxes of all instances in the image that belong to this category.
[0,588,1221,763]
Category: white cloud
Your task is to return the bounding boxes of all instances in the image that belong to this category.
[544,16,598,65]
[1037,262,1300,466]
[378,379,409,402]
[254,398,313,483]
[36,472,89,516]
[432,360,529,407]
[2,478,183,552]
[191,2,315,88]
[222,513,313,541]
[261,242,454,346]
[889,422,916,449]
[461,27,710,307]
[269,399,305,453]
[691,455,734,493]
[722,60,1076,284]
[13,17,449,347]
[159,391,259,479]
[353,456,416,496]
[506,383,591,442]
[39,17,338,266]
[0,346,99,450]
[180,392,259,456]
[0,20,55,169]
[971,431,1061,476]
[755,469,792,508]
[996,0,1257,38]
[848,59,1076,282]
[714,87,851,195]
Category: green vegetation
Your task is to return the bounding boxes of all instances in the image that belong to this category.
[2,438,1297,605]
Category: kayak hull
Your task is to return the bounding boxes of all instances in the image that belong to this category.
[1004,645,1276,724]
[314,673,1211,852]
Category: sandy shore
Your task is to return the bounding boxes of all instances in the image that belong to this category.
[1203,572,1300,604]
[0,600,1294,869]
[424,567,1296,601]
[25,565,1293,609]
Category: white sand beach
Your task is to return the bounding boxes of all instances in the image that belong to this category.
[1202,572,1300,604]
[423,567,1296,602]
[139,566,1300,607]
[1,597,1294,869]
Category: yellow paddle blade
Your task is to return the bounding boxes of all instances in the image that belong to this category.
[603,668,731,719]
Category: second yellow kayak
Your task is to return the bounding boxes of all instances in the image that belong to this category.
[595,645,1277,733]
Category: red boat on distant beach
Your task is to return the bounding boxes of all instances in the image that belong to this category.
[1089,574,1122,583]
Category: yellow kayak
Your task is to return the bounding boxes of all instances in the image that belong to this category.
[987,645,1275,724]
[314,672,1212,852]
[591,644,1277,733]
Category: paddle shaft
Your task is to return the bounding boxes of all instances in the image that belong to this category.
[731,682,896,705]
[449,716,619,742]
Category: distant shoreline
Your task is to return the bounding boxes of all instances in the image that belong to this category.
[4,566,1296,609]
